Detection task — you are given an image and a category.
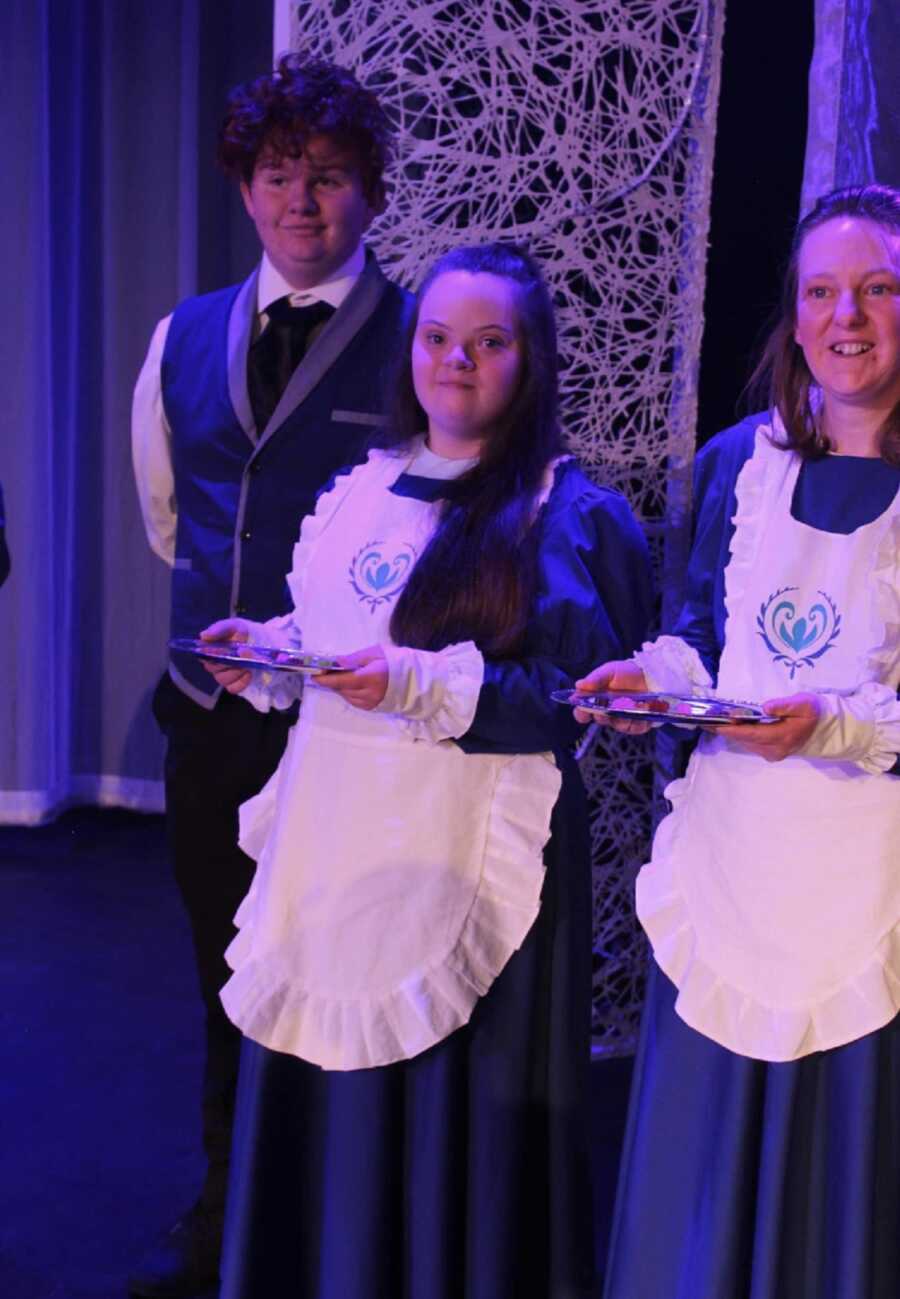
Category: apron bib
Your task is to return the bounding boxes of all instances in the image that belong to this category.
[638,433,900,1060]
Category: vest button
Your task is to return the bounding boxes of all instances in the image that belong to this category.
[234,603,247,615]
[240,529,251,542]
[248,459,261,475]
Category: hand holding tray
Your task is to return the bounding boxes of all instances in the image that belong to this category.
[169,637,341,675]
[551,688,780,727]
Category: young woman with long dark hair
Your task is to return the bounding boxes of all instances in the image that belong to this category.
[200,243,653,1299]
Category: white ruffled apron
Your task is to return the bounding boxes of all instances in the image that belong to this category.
[638,437,900,1060]
[220,451,561,1070]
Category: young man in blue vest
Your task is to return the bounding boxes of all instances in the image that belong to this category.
[131,53,410,1297]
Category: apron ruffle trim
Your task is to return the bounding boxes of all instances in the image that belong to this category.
[868,510,900,691]
[221,751,561,1070]
[637,771,900,1062]
[722,423,789,636]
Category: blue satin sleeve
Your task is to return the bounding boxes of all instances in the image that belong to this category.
[457,464,654,756]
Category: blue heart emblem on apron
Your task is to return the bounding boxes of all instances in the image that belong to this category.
[757,586,842,677]
[349,541,417,611]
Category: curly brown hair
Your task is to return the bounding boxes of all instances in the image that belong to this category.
[750,184,900,465]
[217,51,394,202]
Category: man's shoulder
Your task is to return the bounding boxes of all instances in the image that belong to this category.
[163,278,253,365]
[376,268,413,302]
[170,279,247,327]
[361,258,414,324]
[381,277,414,311]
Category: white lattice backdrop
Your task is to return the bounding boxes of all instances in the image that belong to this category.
[281,0,725,1054]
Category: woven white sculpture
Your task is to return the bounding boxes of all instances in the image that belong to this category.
[283,0,724,1053]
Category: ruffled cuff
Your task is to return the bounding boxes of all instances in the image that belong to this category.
[802,684,900,774]
[633,635,713,697]
[239,615,306,714]
[376,640,485,742]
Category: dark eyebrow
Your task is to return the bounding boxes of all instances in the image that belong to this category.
[256,159,352,176]
[419,319,514,333]
[307,164,353,176]
[302,154,356,173]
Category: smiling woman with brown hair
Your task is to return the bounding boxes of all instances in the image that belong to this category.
[754,183,900,465]
[579,185,900,1299]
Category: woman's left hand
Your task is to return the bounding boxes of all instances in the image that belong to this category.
[727,692,822,761]
[314,645,389,711]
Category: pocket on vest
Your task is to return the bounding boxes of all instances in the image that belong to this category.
[330,409,390,427]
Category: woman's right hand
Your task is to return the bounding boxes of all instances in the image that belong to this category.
[572,659,653,734]
[198,618,255,693]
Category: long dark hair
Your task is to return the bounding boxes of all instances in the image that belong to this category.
[376,243,563,655]
[750,184,900,465]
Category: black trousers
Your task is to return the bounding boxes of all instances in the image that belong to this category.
[152,673,295,1215]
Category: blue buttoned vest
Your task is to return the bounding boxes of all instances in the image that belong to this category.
[161,264,411,702]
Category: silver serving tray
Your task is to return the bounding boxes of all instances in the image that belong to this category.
[169,638,341,675]
[551,688,780,727]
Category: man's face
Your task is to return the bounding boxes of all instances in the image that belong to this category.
[240,135,381,289]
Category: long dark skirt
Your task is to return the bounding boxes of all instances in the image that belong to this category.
[604,962,900,1299]
[220,775,595,1299]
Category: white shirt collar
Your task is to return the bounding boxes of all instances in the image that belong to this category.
[256,245,366,317]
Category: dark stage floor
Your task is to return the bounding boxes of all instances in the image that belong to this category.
[0,808,632,1299]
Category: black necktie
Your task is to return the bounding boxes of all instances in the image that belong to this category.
[246,296,335,432]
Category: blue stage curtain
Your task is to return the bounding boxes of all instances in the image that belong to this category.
[803,0,900,210]
[0,0,270,824]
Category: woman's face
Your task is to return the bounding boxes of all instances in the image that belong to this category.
[794,216,900,421]
[411,270,524,455]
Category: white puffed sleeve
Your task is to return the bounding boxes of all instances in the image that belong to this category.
[375,640,485,743]
[233,614,306,714]
[802,683,900,774]
[633,634,714,697]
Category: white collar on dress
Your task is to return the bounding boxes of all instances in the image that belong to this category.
[407,438,480,480]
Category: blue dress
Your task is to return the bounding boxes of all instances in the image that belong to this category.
[604,418,900,1299]
[219,458,654,1299]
